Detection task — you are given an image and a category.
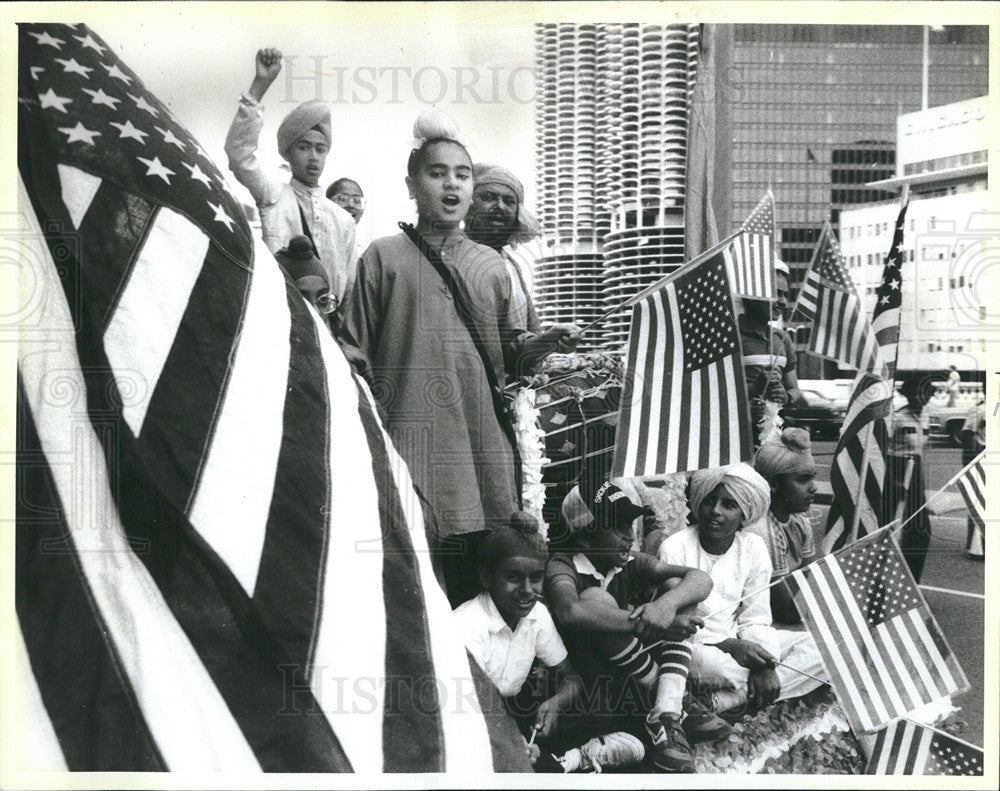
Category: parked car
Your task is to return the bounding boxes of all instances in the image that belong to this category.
[782,382,849,440]
[922,381,984,446]
[783,379,907,441]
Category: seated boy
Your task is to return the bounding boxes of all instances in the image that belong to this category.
[455,513,645,772]
[659,464,827,716]
[545,480,725,773]
[748,428,820,624]
[225,48,355,318]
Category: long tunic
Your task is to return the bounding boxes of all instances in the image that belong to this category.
[339,231,530,537]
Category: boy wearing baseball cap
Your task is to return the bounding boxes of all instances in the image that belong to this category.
[545,478,726,773]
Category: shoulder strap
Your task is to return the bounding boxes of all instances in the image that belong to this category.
[297,201,319,257]
[398,222,523,503]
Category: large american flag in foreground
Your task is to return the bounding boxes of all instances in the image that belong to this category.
[15,23,517,774]
[612,252,752,477]
[725,190,776,300]
[871,200,908,380]
[821,373,892,553]
[866,718,983,775]
[785,527,968,735]
[955,450,986,532]
[795,221,885,376]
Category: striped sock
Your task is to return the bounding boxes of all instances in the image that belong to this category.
[606,637,658,688]
[649,642,692,718]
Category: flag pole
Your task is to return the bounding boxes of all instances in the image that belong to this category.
[579,230,741,334]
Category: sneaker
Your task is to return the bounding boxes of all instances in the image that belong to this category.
[682,701,734,743]
[557,731,646,773]
[645,713,694,773]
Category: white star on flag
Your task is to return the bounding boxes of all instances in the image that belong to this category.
[110,120,148,143]
[183,162,213,187]
[39,88,72,113]
[81,87,121,109]
[137,156,174,184]
[129,94,159,116]
[101,62,132,84]
[30,66,45,80]
[209,202,235,231]
[55,57,93,78]
[73,33,106,53]
[156,126,186,150]
[59,122,101,145]
[29,31,64,48]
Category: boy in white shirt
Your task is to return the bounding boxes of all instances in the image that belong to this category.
[660,464,827,715]
[455,513,646,772]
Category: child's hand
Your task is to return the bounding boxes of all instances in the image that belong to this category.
[522,734,541,765]
[663,612,703,641]
[719,638,775,670]
[255,48,283,82]
[631,598,678,642]
[748,666,781,708]
[535,698,560,738]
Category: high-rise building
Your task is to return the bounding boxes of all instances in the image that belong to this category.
[533,23,699,350]
[530,24,988,354]
[729,24,988,288]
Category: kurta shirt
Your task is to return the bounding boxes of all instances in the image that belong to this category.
[339,230,531,536]
[454,592,567,697]
[659,527,779,658]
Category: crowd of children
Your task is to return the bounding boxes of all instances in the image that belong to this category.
[227,47,837,774]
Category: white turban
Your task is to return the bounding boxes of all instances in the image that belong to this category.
[754,427,815,479]
[277,100,331,159]
[689,463,771,527]
[411,108,464,148]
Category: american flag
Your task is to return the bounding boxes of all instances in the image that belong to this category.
[785,527,968,734]
[795,221,886,376]
[866,718,984,775]
[725,190,775,300]
[15,23,518,774]
[955,450,986,532]
[871,200,908,379]
[821,372,892,554]
[612,251,752,477]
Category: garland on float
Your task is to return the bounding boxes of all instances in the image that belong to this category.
[511,386,550,539]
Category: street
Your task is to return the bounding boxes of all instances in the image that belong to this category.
[811,438,986,749]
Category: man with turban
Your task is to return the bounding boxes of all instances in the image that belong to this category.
[225,48,356,319]
[659,463,826,714]
[739,260,807,445]
[466,164,542,332]
[748,428,821,624]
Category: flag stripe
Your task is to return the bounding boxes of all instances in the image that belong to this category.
[250,281,331,675]
[351,374,496,773]
[14,208,265,770]
[665,288,683,473]
[704,364,719,466]
[73,180,159,332]
[354,376,446,771]
[129,239,251,515]
[104,205,210,435]
[818,559,896,723]
[618,303,646,475]
[16,384,165,771]
[187,236,289,595]
[870,622,929,711]
[644,294,667,473]
[785,570,870,729]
